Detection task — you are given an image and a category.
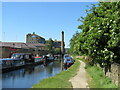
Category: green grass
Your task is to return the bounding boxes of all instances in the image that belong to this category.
[32,58,80,88]
[85,64,118,88]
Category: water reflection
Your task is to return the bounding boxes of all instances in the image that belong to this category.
[1,61,61,88]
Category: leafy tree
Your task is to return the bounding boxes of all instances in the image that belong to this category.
[45,38,54,53]
[53,48,61,54]
[45,38,61,54]
[69,2,120,67]
[68,31,81,55]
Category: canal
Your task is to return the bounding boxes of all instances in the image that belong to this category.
[1,61,62,88]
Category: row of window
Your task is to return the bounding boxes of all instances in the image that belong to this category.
[29,38,37,40]
[28,37,44,41]
[28,42,38,43]
[27,41,46,44]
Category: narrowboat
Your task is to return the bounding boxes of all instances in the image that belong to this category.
[1,53,43,73]
[54,55,61,61]
[11,53,43,65]
[46,54,54,61]
[11,53,34,65]
[0,58,25,73]
[34,56,44,64]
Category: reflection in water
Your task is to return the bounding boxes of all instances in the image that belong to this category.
[1,61,61,88]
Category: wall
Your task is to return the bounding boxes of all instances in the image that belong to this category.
[105,63,120,87]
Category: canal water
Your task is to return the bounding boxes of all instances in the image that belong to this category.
[1,61,62,88]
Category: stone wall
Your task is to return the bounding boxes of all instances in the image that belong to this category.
[111,63,120,87]
[105,63,120,87]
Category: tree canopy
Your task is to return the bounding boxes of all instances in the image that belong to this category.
[69,2,120,66]
[45,38,61,54]
[45,38,54,52]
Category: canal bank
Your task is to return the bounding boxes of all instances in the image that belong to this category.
[2,61,61,88]
[32,58,80,88]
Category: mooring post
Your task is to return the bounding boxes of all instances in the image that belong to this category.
[61,31,65,71]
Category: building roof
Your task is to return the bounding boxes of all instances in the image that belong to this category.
[54,40,61,42]
[26,43,45,48]
[0,42,45,49]
[0,42,29,48]
[27,32,45,40]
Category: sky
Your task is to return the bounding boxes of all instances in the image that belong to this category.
[1,2,98,48]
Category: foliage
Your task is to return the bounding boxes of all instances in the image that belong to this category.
[53,48,61,54]
[85,64,117,88]
[69,2,120,67]
[32,58,80,88]
[45,38,54,52]
[45,38,61,54]
[68,31,81,55]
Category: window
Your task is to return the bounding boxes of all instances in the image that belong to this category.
[32,35,36,38]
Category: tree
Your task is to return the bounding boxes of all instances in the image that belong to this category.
[69,2,120,67]
[53,48,61,54]
[68,31,81,55]
[45,38,54,53]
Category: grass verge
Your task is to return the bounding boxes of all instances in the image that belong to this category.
[32,58,80,88]
[85,64,117,88]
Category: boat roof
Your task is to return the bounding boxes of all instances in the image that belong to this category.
[0,58,22,61]
[12,53,32,55]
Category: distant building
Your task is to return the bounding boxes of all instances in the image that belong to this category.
[0,42,29,49]
[53,40,61,48]
[26,32,45,44]
[0,42,46,58]
[0,42,29,58]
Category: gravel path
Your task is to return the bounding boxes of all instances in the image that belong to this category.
[69,60,89,88]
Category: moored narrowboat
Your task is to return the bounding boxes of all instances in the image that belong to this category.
[34,56,43,63]
[0,58,25,73]
[1,53,43,73]
[46,54,54,61]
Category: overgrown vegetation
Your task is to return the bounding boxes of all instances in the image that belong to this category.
[68,2,120,67]
[85,64,117,88]
[32,58,80,88]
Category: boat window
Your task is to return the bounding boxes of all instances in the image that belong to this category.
[11,54,21,59]
[25,55,29,59]
[20,55,23,59]
[0,60,2,64]
[16,55,21,58]
[11,54,15,59]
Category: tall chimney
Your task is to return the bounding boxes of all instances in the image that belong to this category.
[61,31,65,56]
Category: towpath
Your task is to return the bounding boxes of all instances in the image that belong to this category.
[69,60,89,88]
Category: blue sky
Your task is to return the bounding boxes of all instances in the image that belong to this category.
[2,2,98,48]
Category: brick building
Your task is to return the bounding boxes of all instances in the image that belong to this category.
[0,42,48,58]
[26,32,45,44]
[1,32,62,58]
[53,40,61,48]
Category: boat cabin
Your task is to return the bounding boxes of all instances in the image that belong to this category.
[11,53,34,64]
